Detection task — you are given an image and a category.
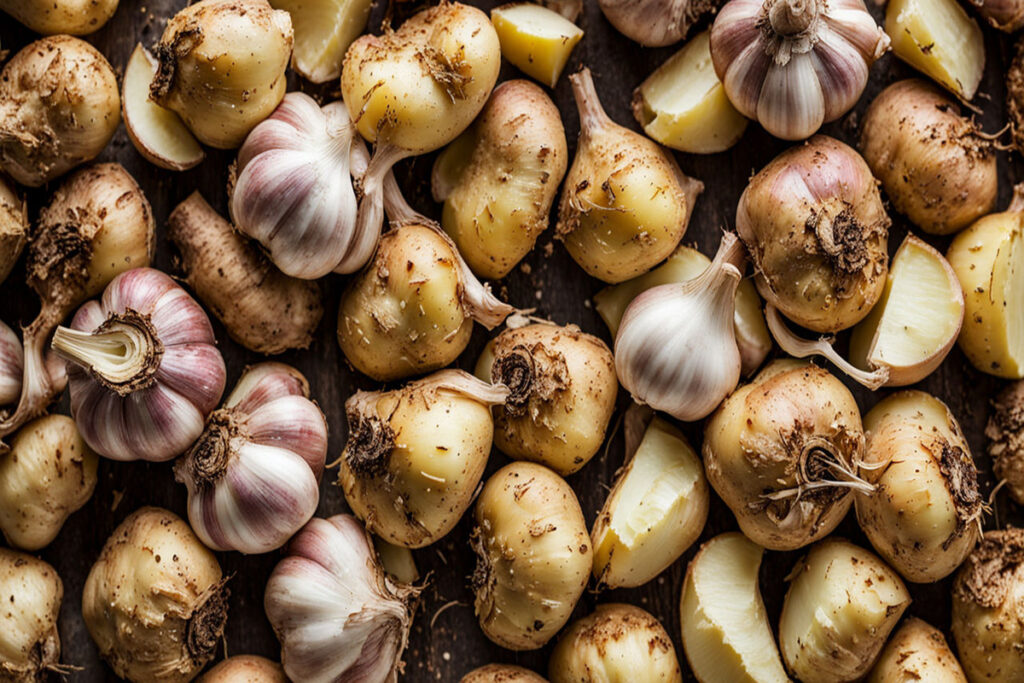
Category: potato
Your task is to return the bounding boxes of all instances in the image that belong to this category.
[461,664,547,682]
[0,0,118,35]
[867,617,967,682]
[0,177,26,286]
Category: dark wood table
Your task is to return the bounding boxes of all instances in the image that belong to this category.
[2,0,1021,680]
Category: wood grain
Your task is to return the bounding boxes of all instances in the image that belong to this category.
[1,0,1021,680]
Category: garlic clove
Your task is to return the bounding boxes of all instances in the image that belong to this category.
[270,0,372,83]
[245,395,328,476]
[756,53,826,142]
[598,0,714,47]
[155,344,232,415]
[122,44,205,171]
[490,3,583,88]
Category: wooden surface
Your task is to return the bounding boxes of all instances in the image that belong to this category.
[2,0,1022,680]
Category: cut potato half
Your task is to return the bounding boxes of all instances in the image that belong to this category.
[632,31,748,154]
[594,244,770,376]
[491,3,583,88]
[591,417,708,589]
[885,0,984,100]
[680,533,788,683]
[270,0,371,83]
[850,234,964,386]
[122,44,204,171]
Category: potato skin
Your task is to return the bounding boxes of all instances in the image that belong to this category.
[860,79,997,236]
[461,664,547,683]
[0,0,118,34]
[867,618,967,683]
[986,380,1024,504]
[472,462,591,650]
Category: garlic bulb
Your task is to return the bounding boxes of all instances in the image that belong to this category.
[83,507,228,683]
[0,176,26,286]
[614,231,744,422]
[51,268,227,462]
[264,514,419,683]
[198,655,286,682]
[0,549,63,682]
[0,320,22,408]
[0,414,98,551]
[599,0,716,47]
[557,68,703,284]
[151,0,293,149]
[0,163,155,439]
[232,93,366,278]
[174,363,328,554]
[339,370,508,548]
[710,0,890,140]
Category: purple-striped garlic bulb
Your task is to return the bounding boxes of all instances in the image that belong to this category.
[50,268,226,462]
[710,0,889,140]
[0,320,22,408]
[174,362,328,554]
[265,514,418,683]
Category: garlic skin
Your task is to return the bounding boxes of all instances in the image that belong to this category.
[151,0,293,149]
[472,462,592,651]
[264,514,418,683]
[1,163,155,439]
[0,177,26,286]
[710,0,889,140]
[599,0,715,47]
[737,135,889,333]
[198,655,286,682]
[0,414,98,551]
[476,323,617,475]
[557,68,703,284]
[614,232,744,422]
[0,320,23,407]
[462,665,547,682]
[232,93,363,279]
[704,360,867,551]
[340,370,508,548]
[83,507,229,683]
[52,268,227,462]
[338,179,514,382]
[175,363,327,555]
[0,549,63,682]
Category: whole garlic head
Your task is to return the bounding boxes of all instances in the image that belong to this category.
[233,93,364,279]
[265,514,419,683]
[710,0,890,140]
[0,549,63,682]
[174,362,328,554]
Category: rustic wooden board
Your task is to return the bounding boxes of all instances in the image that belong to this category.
[2,0,1022,680]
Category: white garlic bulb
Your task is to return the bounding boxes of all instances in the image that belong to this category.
[614,232,745,421]
[51,267,227,462]
[710,0,890,140]
[0,548,63,681]
[265,514,418,683]
[0,319,22,407]
[232,93,367,279]
[174,362,328,554]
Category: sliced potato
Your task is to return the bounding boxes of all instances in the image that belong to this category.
[122,44,204,171]
[885,0,985,100]
[270,0,372,83]
[679,533,788,683]
[491,3,583,88]
[632,31,748,154]
[850,234,964,386]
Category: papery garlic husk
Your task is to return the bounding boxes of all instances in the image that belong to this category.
[779,538,910,683]
[339,369,508,548]
[338,176,514,382]
[151,0,293,149]
[987,380,1024,505]
[0,36,120,187]
[198,655,286,682]
[557,67,704,284]
[972,0,1024,30]
[0,163,155,439]
[549,603,682,682]
[737,135,890,333]
[614,231,744,422]
[0,319,23,407]
[83,507,229,683]
[710,0,889,140]
[472,461,592,650]
[169,191,324,355]
[0,414,98,551]
[232,93,364,279]
[51,268,226,462]
[599,0,716,47]
[175,363,327,554]
[951,527,1024,683]
[867,617,967,683]
[265,514,419,683]
[855,391,983,583]
[704,359,868,551]
[0,176,27,286]
[461,664,547,683]
[476,322,617,475]
[0,548,64,682]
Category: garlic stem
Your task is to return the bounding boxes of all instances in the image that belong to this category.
[765,305,889,390]
[51,313,164,395]
[570,68,614,135]
[768,0,818,37]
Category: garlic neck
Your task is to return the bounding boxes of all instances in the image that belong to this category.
[181,410,241,488]
[51,310,164,396]
[767,0,819,36]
